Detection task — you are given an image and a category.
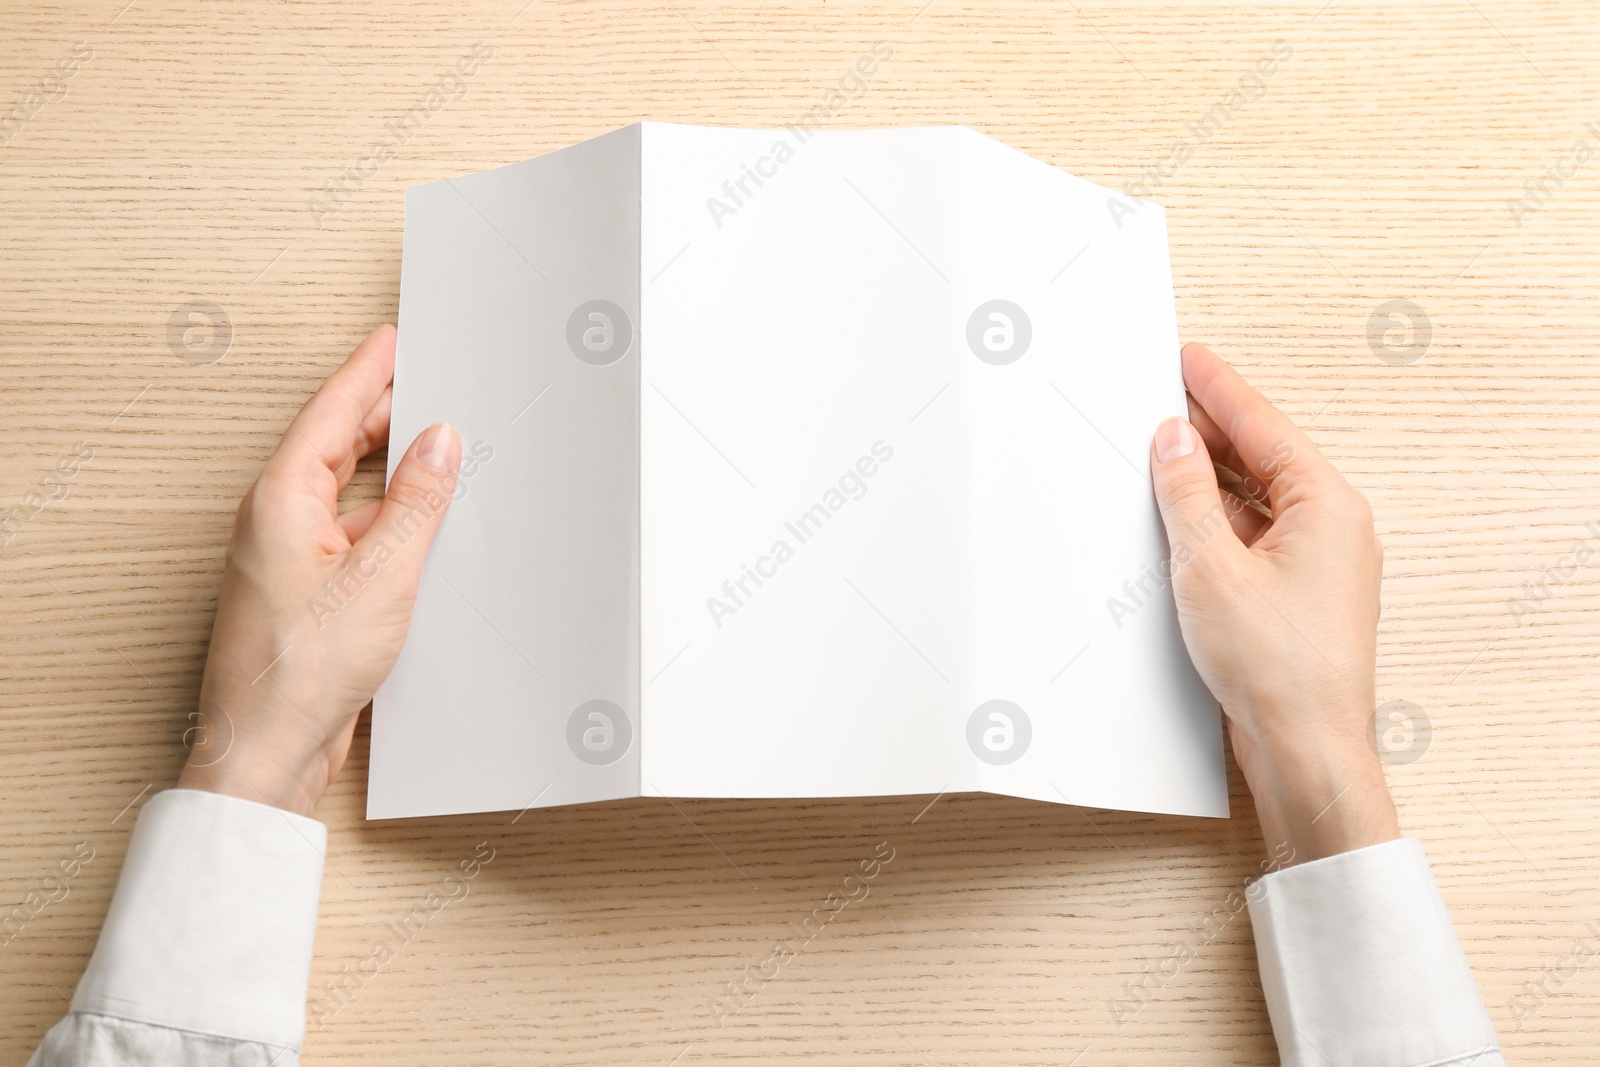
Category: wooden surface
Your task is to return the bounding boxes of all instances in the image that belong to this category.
[3,1,1598,1062]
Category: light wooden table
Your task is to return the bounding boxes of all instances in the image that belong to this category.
[3,2,1597,1062]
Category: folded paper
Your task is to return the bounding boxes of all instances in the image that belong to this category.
[370,122,1226,820]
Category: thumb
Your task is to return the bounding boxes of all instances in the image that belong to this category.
[355,422,462,587]
[1149,416,1239,571]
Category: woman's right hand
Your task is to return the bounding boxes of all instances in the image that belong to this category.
[1149,341,1400,864]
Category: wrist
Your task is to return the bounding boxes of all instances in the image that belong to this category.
[1246,740,1400,866]
[181,678,341,818]
[177,740,327,819]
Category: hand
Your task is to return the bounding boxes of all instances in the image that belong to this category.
[1150,341,1399,864]
[178,325,461,818]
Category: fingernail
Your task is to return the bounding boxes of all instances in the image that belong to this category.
[1154,417,1195,463]
[417,423,461,473]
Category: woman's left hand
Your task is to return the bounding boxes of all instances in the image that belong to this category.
[178,325,461,817]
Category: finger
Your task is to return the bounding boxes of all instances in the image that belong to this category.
[1189,375,1294,526]
[1180,341,1343,511]
[1218,485,1272,546]
[268,325,397,492]
[335,500,382,544]
[1188,393,1253,490]
[1149,416,1245,572]
[350,385,393,472]
[1178,405,1273,546]
[351,423,462,595]
[313,385,394,501]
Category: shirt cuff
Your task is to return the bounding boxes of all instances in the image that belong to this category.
[1247,837,1501,1067]
[72,787,326,1051]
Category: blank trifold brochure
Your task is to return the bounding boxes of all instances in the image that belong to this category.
[370,122,1227,821]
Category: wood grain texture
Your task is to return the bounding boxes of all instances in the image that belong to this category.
[3,1,1598,1062]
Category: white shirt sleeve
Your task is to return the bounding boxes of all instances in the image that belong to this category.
[1247,836,1504,1067]
[27,788,326,1067]
[28,793,1504,1067]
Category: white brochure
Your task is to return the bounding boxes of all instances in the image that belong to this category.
[370,122,1227,821]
